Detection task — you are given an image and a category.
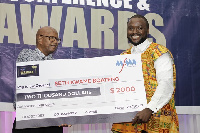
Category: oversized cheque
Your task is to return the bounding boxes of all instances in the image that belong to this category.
[16,54,147,129]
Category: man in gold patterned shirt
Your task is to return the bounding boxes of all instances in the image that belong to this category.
[111,14,179,133]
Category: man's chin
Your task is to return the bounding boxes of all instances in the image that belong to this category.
[48,49,57,54]
[130,39,146,46]
[131,41,140,46]
[50,47,57,51]
[128,38,141,46]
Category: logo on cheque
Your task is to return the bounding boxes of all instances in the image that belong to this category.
[17,64,39,77]
[116,58,136,73]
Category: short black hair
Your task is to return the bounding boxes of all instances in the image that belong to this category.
[128,14,149,29]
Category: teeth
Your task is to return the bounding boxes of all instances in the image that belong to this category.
[132,36,139,39]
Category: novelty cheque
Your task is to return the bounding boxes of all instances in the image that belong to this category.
[16,54,147,129]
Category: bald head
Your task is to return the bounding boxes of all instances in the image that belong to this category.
[36,26,59,56]
[36,26,57,44]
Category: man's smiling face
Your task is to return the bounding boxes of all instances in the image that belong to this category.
[127,18,149,46]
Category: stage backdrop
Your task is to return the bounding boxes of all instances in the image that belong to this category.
[0,0,200,114]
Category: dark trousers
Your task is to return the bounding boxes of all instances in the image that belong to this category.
[12,119,63,133]
[141,131,148,133]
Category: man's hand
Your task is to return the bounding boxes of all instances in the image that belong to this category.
[132,108,153,125]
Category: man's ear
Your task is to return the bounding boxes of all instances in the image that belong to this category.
[37,36,43,45]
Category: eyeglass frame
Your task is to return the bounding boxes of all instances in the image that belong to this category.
[39,35,61,43]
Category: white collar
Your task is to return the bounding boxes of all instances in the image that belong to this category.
[131,39,152,54]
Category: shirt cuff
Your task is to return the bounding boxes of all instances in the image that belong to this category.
[146,101,159,113]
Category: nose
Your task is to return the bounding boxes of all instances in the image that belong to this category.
[132,28,138,34]
[53,38,59,44]
[52,40,59,46]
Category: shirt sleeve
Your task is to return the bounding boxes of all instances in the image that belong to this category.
[16,49,33,62]
[17,49,27,62]
[146,52,174,113]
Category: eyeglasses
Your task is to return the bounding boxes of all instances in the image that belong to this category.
[40,35,61,43]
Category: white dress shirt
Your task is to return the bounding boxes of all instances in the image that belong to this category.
[131,39,174,113]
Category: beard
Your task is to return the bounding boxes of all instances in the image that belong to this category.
[127,34,148,46]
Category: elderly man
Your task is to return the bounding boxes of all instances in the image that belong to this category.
[111,15,179,133]
[13,26,63,133]
[17,26,60,62]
